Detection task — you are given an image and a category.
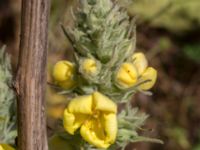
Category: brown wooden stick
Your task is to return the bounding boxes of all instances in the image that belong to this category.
[14,0,50,149]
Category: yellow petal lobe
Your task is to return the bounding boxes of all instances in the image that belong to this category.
[80,122,110,149]
[132,52,148,75]
[63,109,88,134]
[93,92,117,113]
[68,95,93,114]
[103,113,118,143]
[63,109,76,134]
[139,67,157,90]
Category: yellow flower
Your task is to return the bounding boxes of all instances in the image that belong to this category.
[49,135,73,150]
[52,61,75,89]
[116,63,138,88]
[63,92,117,149]
[132,52,148,75]
[0,144,15,150]
[82,59,97,75]
[139,67,157,90]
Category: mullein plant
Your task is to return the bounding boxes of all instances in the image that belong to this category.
[0,46,16,150]
[50,0,163,149]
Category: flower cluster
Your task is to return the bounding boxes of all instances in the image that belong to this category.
[50,0,161,149]
[52,62,118,148]
[52,52,157,92]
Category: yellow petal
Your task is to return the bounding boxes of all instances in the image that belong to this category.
[0,144,15,150]
[49,135,73,150]
[139,67,157,90]
[93,92,117,113]
[132,52,148,75]
[63,109,88,134]
[80,120,110,149]
[63,109,76,134]
[53,61,74,82]
[103,113,118,144]
[68,95,93,114]
[91,118,106,140]
[116,63,138,88]
[83,59,97,74]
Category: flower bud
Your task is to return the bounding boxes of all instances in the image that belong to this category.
[82,59,97,75]
[139,67,157,90]
[52,61,75,89]
[116,63,138,88]
[52,61,74,82]
[132,52,148,75]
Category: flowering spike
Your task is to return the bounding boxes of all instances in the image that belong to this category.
[51,0,160,149]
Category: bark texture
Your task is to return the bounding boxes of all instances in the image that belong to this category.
[15,0,50,149]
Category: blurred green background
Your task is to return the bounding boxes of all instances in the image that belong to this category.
[0,0,200,150]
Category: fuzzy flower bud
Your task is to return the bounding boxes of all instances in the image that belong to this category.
[132,52,148,75]
[82,59,97,75]
[116,63,138,88]
[52,61,75,89]
[139,67,157,90]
